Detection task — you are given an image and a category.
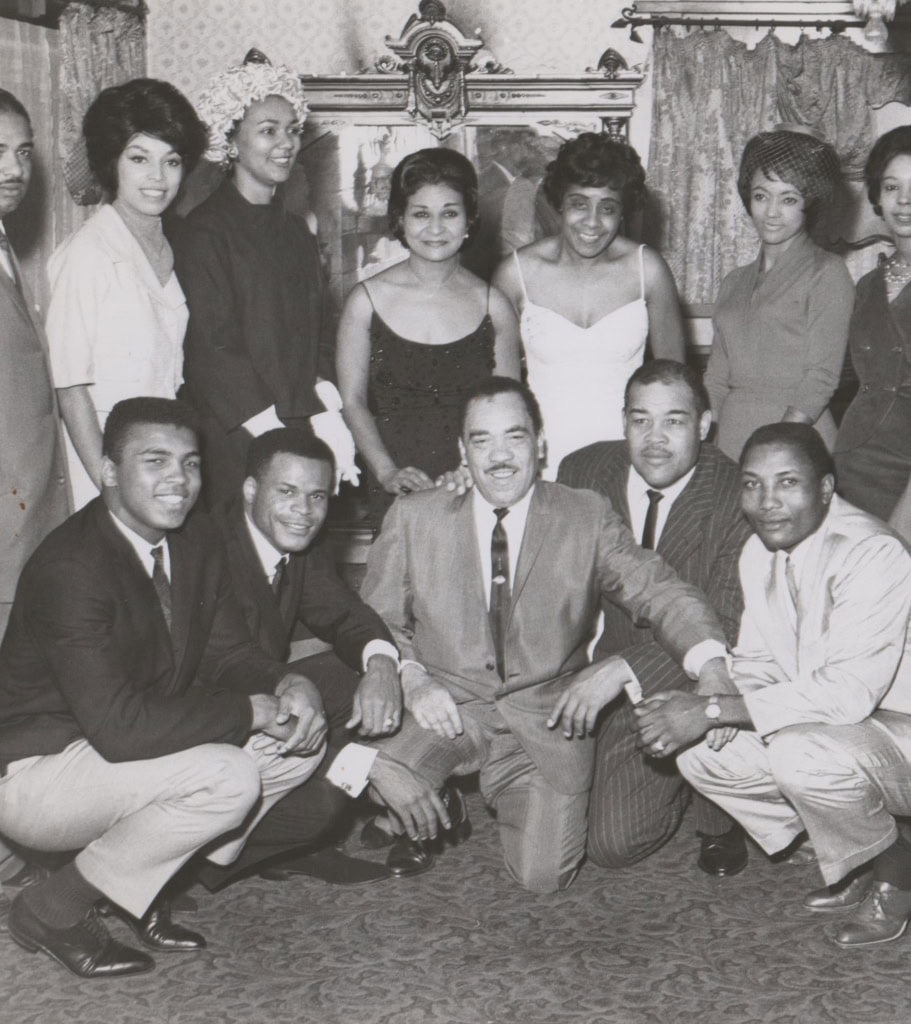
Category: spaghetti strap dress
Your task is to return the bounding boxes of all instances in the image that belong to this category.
[364,285,497,523]
[517,246,649,479]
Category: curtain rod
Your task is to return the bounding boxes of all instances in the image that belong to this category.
[612,7,863,32]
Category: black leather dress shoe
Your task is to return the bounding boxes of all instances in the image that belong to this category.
[804,870,872,913]
[258,848,391,885]
[8,895,154,978]
[120,901,206,952]
[386,783,472,878]
[697,826,748,877]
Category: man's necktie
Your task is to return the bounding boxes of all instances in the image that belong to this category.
[271,555,289,597]
[641,489,664,549]
[490,507,510,681]
[151,545,172,631]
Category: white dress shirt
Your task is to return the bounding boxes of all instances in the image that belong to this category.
[244,512,398,672]
[626,464,696,549]
[108,510,171,580]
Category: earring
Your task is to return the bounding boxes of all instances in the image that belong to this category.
[227,143,239,160]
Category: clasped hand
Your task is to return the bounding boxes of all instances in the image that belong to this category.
[634,691,736,757]
[256,674,328,755]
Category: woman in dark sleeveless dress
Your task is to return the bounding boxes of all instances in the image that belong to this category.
[337,148,520,524]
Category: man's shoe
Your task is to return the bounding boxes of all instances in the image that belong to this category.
[121,901,206,952]
[7,895,154,978]
[804,870,872,913]
[359,817,397,850]
[258,849,391,885]
[832,881,911,947]
[386,835,435,877]
[386,783,472,878]
[697,826,748,877]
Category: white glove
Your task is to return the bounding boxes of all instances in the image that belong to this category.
[311,381,359,491]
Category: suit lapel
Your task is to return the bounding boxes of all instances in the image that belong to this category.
[167,534,192,675]
[510,486,551,614]
[658,455,714,565]
[229,503,289,651]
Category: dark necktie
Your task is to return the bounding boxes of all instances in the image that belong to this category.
[641,489,664,550]
[271,555,288,597]
[151,545,172,631]
[490,507,510,681]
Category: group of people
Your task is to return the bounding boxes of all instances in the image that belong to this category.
[1,45,911,985]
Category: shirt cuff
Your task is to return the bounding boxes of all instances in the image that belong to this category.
[362,641,400,674]
[325,742,378,797]
[682,640,728,680]
[243,405,284,437]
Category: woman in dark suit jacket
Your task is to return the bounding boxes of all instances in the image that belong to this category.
[835,126,911,521]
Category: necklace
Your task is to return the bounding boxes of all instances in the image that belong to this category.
[883,252,911,286]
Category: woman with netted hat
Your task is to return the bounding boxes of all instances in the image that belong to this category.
[835,126,911,522]
[46,78,208,508]
[172,51,356,504]
[704,126,854,460]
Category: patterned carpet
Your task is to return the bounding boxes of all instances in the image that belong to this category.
[2,790,910,1024]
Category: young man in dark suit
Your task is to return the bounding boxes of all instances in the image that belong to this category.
[558,360,752,876]
[0,399,328,978]
[200,428,401,886]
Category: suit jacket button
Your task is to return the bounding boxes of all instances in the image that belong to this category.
[486,661,496,671]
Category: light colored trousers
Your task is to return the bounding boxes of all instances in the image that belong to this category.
[677,711,911,886]
[375,706,588,894]
[0,735,323,917]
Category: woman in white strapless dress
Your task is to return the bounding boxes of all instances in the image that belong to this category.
[494,133,685,479]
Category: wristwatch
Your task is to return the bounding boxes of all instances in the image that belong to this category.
[704,695,722,721]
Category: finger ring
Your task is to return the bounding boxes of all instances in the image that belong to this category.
[653,740,665,752]
[383,717,396,727]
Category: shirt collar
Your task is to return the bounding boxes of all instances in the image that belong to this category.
[107,509,169,576]
[244,510,286,577]
[628,462,696,507]
[471,483,535,522]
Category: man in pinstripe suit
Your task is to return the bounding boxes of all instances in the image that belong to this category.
[558,360,752,876]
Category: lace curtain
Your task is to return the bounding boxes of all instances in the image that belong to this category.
[57,1,146,207]
[645,29,911,308]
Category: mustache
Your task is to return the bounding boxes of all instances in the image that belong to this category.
[486,462,516,473]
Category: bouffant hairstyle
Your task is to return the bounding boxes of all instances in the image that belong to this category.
[542,132,646,214]
[864,125,911,218]
[736,129,841,228]
[83,78,208,198]
[387,147,480,247]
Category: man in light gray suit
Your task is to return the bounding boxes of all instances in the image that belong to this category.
[355,376,733,893]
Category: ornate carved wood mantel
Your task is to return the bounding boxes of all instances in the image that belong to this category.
[302,0,644,142]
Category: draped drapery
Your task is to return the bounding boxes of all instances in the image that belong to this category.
[646,29,911,308]
[57,1,146,207]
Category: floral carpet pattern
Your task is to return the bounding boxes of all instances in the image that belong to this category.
[2,791,910,1024]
